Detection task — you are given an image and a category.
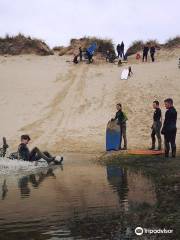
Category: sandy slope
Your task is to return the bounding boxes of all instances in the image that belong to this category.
[0,50,180,154]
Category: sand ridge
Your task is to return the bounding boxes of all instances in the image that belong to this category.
[0,50,179,153]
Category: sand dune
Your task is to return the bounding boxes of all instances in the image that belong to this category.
[0,50,180,154]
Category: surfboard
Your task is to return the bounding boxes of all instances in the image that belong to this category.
[121,69,129,80]
[87,42,97,55]
[106,120,121,151]
[128,149,164,155]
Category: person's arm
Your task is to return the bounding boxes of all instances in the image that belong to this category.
[111,112,118,121]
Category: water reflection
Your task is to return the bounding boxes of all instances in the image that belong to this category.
[1,179,8,200]
[0,156,157,240]
[106,166,129,212]
[18,169,56,198]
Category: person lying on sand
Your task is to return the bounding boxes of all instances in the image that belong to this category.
[9,135,63,164]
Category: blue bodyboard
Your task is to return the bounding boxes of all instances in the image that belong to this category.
[106,120,121,151]
[87,43,97,55]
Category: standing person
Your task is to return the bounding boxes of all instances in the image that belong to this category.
[150,101,162,150]
[150,45,156,62]
[161,98,177,158]
[79,47,83,61]
[112,103,128,150]
[117,44,121,58]
[142,45,149,62]
[73,54,78,64]
[120,41,125,59]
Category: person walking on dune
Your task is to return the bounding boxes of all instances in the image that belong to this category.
[150,101,162,150]
[150,45,156,62]
[117,44,121,58]
[112,103,128,150]
[161,98,177,158]
[120,41,125,59]
[142,44,149,62]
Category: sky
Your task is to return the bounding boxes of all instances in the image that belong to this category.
[0,0,179,49]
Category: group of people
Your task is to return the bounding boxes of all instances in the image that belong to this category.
[112,98,177,158]
[73,47,94,64]
[142,44,156,62]
[117,42,125,59]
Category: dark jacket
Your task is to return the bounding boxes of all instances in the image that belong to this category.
[150,46,156,54]
[18,143,30,161]
[161,107,177,134]
[143,46,149,54]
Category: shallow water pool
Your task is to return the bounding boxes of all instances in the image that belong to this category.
[0,154,156,240]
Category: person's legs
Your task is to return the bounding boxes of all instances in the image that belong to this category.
[164,135,170,157]
[170,130,177,157]
[29,147,54,163]
[145,54,148,62]
[155,122,162,150]
[151,53,154,62]
[121,124,127,149]
[151,128,156,149]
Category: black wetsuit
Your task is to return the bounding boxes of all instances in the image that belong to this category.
[151,108,162,149]
[161,106,177,157]
[114,110,127,149]
[18,144,54,163]
[143,47,149,62]
[150,47,156,62]
[120,42,125,59]
[117,44,121,58]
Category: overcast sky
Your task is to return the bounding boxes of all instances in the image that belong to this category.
[0,0,179,49]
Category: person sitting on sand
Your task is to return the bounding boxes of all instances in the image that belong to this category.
[10,135,63,164]
[161,98,177,158]
[112,103,128,150]
[149,101,162,150]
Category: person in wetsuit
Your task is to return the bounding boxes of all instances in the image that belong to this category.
[16,135,63,164]
[161,98,177,158]
[150,45,156,62]
[142,45,149,62]
[120,41,125,59]
[117,44,121,58]
[150,101,162,150]
[112,103,128,150]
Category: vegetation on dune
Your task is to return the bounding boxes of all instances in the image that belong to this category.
[126,36,180,56]
[164,36,180,48]
[0,33,53,56]
[126,40,144,56]
[57,36,115,56]
[126,39,161,56]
